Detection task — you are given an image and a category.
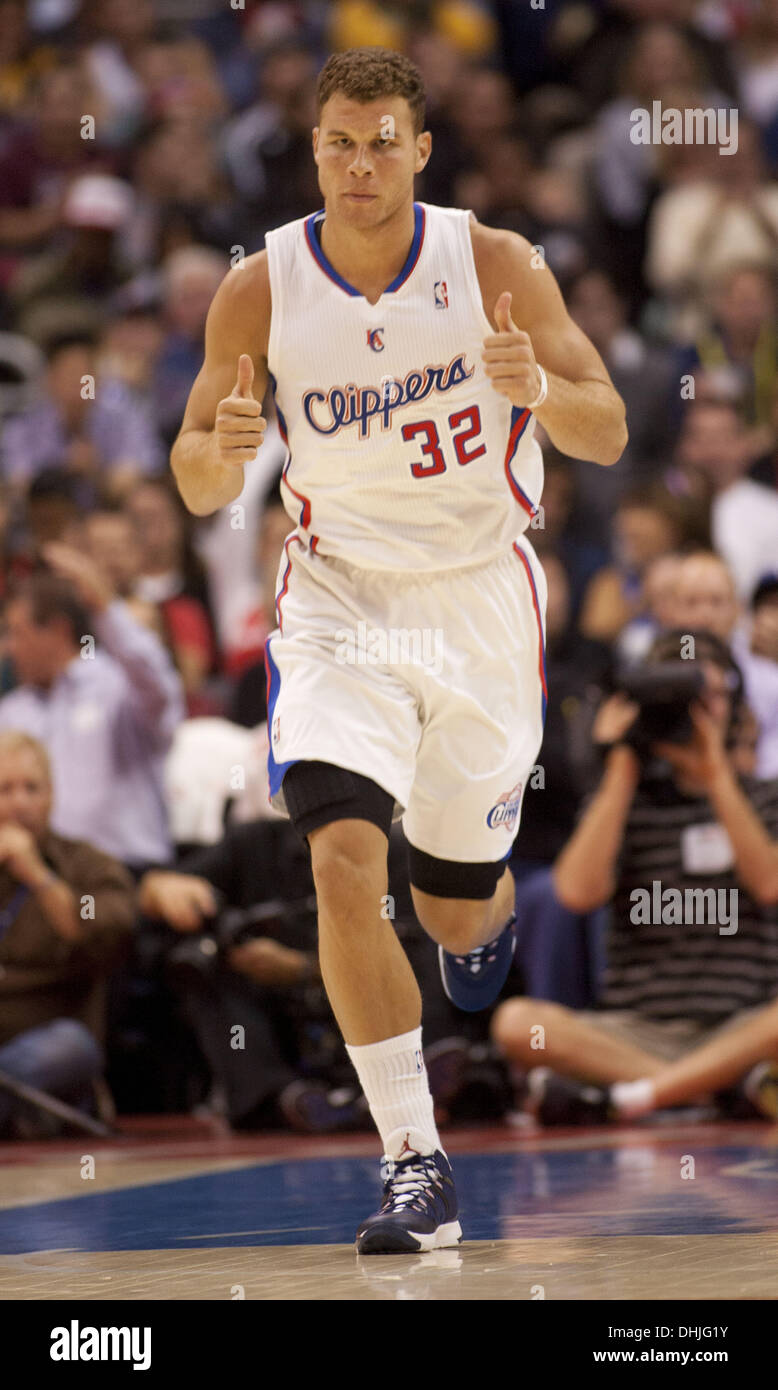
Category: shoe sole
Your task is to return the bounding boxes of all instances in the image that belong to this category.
[356,1219,463,1255]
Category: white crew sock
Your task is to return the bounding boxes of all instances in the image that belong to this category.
[345,1027,442,1159]
[610,1078,656,1119]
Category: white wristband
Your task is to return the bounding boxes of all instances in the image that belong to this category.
[526,364,548,411]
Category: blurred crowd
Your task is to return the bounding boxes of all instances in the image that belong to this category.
[1,0,778,1138]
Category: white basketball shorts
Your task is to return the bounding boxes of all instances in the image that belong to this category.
[264,532,548,864]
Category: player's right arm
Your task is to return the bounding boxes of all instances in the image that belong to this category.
[170,253,271,516]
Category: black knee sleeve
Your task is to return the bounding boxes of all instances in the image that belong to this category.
[407,842,508,900]
[282,760,395,844]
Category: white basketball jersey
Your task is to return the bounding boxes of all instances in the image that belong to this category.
[265,201,544,572]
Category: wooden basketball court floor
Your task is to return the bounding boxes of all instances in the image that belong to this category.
[1,1116,777,1301]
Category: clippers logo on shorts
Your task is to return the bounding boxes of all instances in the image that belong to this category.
[434,279,448,308]
[486,782,523,831]
[302,353,474,439]
[367,327,385,352]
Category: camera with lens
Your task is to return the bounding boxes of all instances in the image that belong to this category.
[616,660,706,758]
[167,892,318,983]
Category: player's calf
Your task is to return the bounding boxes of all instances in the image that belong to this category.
[409,854,518,1012]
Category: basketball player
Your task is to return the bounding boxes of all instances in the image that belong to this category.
[172,49,627,1254]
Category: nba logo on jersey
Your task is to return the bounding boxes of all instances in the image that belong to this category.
[434,280,448,309]
[486,781,523,831]
[366,327,385,351]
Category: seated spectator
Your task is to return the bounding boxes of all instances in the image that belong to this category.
[671,551,778,779]
[78,0,157,150]
[617,551,685,666]
[669,261,778,439]
[150,246,228,448]
[0,59,111,265]
[0,730,135,1138]
[645,120,778,303]
[492,631,778,1126]
[670,398,778,601]
[0,554,184,872]
[96,308,164,402]
[131,118,252,274]
[79,506,165,637]
[578,485,687,644]
[134,31,228,127]
[568,269,677,480]
[22,468,83,556]
[8,175,140,343]
[592,21,727,305]
[123,477,220,714]
[220,40,321,246]
[1,330,165,502]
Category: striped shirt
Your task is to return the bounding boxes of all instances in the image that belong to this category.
[600,775,778,1023]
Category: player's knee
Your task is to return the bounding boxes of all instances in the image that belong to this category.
[416,897,491,953]
[491,996,534,1054]
[491,996,563,1057]
[309,821,387,920]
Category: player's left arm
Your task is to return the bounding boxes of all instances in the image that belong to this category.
[471,224,628,466]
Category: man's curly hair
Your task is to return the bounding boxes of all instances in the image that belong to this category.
[317,48,426,136]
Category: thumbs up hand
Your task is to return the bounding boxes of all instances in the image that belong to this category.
[214,354,267,467]
[482,292,544,409]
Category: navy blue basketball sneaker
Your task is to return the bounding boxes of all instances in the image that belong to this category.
[438,912,517,1012]
[356,1133,462,1254]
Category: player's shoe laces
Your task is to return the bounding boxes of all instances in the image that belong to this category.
[438,912,517,1012]
[356,1143,462,1255]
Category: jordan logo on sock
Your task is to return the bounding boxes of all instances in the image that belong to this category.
[398,1132,420,1159]
[414,1049,423,1073]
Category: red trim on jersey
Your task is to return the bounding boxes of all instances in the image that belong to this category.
[275,532,305,633]
[504,408,538,517]
[281,457,311,530]
[512,541,548,709]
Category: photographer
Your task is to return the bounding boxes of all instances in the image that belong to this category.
[138,817,372,1133]
[492,630,778,1126]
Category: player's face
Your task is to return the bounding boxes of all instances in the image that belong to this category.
[313,95,430,226]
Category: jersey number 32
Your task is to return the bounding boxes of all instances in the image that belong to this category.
[402,406,486,478]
